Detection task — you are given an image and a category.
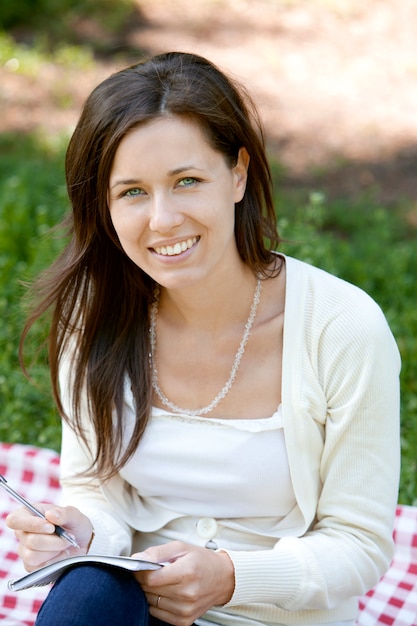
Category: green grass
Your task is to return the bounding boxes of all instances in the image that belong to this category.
[0,132,68,449]
[0,131,416,505]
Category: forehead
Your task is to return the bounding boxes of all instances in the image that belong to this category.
[110,116,222,175]
[121,115,211,151]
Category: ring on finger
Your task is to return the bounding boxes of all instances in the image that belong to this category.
[156,595,162,608]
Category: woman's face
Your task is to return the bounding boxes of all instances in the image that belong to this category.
[107,116,249,291]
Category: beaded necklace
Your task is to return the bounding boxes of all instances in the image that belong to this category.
[149,277,262,416]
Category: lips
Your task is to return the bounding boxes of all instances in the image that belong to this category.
[153,236,199,257]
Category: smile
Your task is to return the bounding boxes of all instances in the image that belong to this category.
[153,237,199,257]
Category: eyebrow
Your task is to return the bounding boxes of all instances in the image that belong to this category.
[109,166,205,190]
[109,178,142,190]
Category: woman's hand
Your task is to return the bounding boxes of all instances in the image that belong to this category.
[6,504,94,572]
[134,541,235,626]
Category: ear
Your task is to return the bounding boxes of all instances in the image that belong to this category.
[233,147,250,203]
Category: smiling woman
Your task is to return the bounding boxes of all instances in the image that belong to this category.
[107,116,250,290]
[7,51,400,626]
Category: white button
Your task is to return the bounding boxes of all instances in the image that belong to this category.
[196,517,218,540]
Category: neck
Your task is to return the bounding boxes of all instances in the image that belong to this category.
[157,265,258,331]
[150,270,263,417]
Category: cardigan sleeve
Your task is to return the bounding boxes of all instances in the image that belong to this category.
[60,421,133,556]
[223,262,401,611]
[58,348,134,557]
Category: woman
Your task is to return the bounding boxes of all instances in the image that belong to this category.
[7,52,400,626]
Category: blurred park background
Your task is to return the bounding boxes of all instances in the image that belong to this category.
[0,0,416,504]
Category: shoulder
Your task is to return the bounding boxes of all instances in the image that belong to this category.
[284,254,384,318]
[282,255,398,352]
[285,254,365,297]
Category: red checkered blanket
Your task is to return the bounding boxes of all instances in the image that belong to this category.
[1,442,416,625]
[0,443,60,625]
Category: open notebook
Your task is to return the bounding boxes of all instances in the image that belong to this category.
[9,554,163,591]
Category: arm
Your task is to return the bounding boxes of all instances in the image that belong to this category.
[223,286,401,610]
[57,346,134,556]
[58,420,133,556]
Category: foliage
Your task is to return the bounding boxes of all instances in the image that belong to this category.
[0,133,68,449]
[0,0,134,31]
[0,131,416,505]
[0,31,93,76]
[0,0,138,56]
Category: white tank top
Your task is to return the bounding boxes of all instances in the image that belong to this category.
[120,405,300,552]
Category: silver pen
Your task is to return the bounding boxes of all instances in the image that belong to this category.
[0,473,80,549]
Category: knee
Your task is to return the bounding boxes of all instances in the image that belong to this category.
[36,564,149,625]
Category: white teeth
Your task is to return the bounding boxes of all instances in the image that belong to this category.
[154,237,198,256]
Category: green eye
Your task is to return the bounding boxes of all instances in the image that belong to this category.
[124,188,144,197]
[178,177,197,187]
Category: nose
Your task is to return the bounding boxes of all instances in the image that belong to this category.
[149,192,184,233]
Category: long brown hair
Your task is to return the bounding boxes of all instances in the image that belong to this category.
[20,51,281,478]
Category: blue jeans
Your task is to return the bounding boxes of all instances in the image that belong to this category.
[35,564,196,626]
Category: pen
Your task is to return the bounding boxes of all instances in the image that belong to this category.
[0,474,80,549]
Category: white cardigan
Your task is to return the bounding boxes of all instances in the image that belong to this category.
[59,255,401,625]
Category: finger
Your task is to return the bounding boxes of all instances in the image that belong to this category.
[18,542,73,572]
[43,505,93,547]
[133,540,188,566]
[145,593,171,619]
[15,524,73,550]
[146,592,197,626]
[6,508,55,535]
[43,505,78,529]
[133,542,187,590]
[135,560,182,591]
[145,592,161,609]
[7,503,82,534]
[16,524,80,572]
